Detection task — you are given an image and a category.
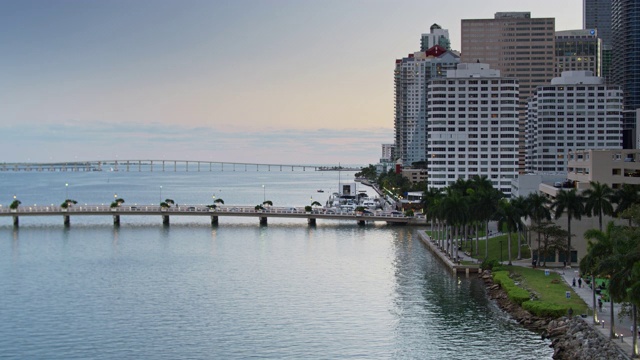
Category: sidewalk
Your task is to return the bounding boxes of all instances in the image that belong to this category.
[556,267,637,358]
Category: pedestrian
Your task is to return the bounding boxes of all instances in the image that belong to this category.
[578,278,582,288]
[572,278,576,287]
[598,298,603,312]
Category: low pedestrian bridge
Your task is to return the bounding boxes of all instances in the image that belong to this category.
[0,205,423,227]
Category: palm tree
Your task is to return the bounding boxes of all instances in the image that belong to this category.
[592,222,636,341]
[214,198,225,205]
[553,189,584,267]
[510,195,528,260]
[469,176,502,257]
[613,184,640,225]
[496,199,518,265]
[263,200,273,207]
[581,221,617,326]
[582,181,614,231]
[526,192,551,265]
[9,199,21,210]
[441,188,468,260]
[422,187,442,239]
[473,186,502,259]
[311,201,322,207]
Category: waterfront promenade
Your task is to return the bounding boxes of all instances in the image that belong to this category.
[0,204,425,226]
[556,267,638,358]
[417,230,481,275]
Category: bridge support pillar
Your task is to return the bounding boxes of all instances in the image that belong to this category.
[308,218,316,226]
[357,220,365,226]
[259,217,267,225]
[162,215,170,225]
[211,216,218,226]
[63,215,70,227]
[465,268,470,278]
[113,215,120,226]
[12,216,18,227]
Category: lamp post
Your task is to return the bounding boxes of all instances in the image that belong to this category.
[499,240,503,264]
[160,186,163,204]
[262,185,265,203]
[65,183,69,199]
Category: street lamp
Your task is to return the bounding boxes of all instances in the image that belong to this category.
[262,184,265,203]
[65,183,69,199]
[499,240,503,264]
[160,186,163,204]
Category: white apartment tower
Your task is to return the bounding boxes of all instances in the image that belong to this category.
[420,24,451,51]
[427,63,520,196]
[525,71,623,173]
[394,46,459,166]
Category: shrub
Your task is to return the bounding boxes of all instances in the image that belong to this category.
[493,271,530,305]
[481,259,501,271]
[404,209,414,217]
[304,205,312,212]
[522,301,567,318]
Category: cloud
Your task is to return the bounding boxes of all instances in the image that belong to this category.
[0,121,392,165]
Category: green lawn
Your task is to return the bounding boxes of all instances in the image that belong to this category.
[459,233,530,262]
[509,266,588,315]
[425,231,529,261]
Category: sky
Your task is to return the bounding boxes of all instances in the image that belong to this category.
[1,0,583,165]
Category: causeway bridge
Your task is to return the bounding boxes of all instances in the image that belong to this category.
[0,160,362,172]
[0,205,423,227]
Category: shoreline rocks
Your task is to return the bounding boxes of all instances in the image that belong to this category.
[479,270,628,360]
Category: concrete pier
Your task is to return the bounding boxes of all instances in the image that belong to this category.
[418,231,480,276]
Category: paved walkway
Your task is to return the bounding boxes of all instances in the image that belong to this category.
[558,267,637,358]
[511,260,638,358]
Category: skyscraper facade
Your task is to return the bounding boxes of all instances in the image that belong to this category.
[611,0,640,148]
[555,29,601,78]
[461,12,556,173]
[426,63,519,196]
[394,46,459,166]
[583,0,613,46]
[526,71,623,173]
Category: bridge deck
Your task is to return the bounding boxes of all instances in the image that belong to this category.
[0,160,361,172]
[0,205,422,225]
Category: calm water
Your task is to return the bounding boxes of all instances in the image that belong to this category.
[0,170,552,359]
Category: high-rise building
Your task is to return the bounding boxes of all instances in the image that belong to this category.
[426,63,519,196]
[555,29,601,78]
[525,71,623,173]
[381,144,395,162]
[394,46,459,166]
[420,24,450,51]
[583,0,613,46]
[611,0,640,148]
[461,12,556,173]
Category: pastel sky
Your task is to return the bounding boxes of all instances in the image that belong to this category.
[1,0,582,165]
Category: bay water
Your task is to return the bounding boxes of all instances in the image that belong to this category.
[0,169,552,359]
